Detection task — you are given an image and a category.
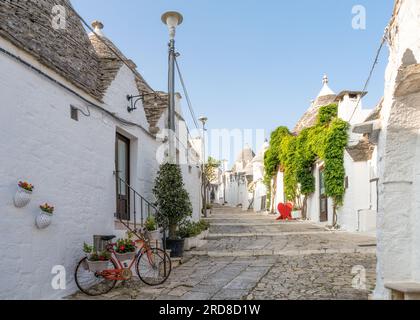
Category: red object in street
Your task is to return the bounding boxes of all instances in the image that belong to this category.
[277,202,293,220]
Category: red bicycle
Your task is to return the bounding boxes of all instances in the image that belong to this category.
[75,234,171,296]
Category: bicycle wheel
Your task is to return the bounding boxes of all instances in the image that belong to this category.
[136,248,172,286]
[75,257,118,296]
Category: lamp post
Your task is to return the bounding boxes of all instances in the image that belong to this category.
[161,11,183,164]
[199,116,208,217]
[222,159,228,205]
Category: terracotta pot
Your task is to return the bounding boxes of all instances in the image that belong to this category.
[36,212,53,229]
[14,187,32,208]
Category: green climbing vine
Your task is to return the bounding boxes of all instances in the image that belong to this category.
[264,103,349,219]
[263,126,291,187]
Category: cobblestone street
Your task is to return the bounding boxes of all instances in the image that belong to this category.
[70,207,377,300]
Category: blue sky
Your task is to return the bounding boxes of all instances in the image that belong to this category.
[72,0,394,156]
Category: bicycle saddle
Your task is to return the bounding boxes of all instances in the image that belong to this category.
[101,235,116,241]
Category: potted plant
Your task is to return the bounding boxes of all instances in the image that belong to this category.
[14,181,34,208]
[198,220,210,239]
[291,205,302,220]
[36,203,54,229]
[83,243,112,273]
[206,204,213,216]
[114,237,136,261]
[153,163,193,258]
[178,220,200,251]
[145,215,161,242]
[179,220,211,251]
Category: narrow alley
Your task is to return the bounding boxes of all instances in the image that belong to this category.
[71,206,376,300]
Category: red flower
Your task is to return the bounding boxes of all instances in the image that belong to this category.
[119,245,125,251]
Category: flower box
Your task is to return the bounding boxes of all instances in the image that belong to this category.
[36,212,53,229]
[184,230,209,251]
[14,183,33,208]
[147,230,162,242]
[87,260,110,273]
[115,252,136,262]
[183,236,198,251]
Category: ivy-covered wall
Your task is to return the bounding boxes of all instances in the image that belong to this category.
[264,104,349,212]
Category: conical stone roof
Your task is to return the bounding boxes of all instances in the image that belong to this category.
[294,75,337,134]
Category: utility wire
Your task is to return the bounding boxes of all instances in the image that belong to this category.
[349,27,389,123]
[71,2,202,148]
[175,58,200,130]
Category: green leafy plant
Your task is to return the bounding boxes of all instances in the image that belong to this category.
[40,203,54,214]
[83,243,93,254]
[18,181,34,192]
[324,118,349,224]
[145,215,157,232]
[263,103,349,225]
[263,127,291,188]
[318,104,338,126]
[153,163,193,239]
[178,220,210,239]
[115,237,136,254]
[88,251,111,262]
[82,243,111,261]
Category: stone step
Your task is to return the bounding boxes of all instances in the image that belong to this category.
[210,222,305,227]
[189,247,377,258]
[206,230,343,238]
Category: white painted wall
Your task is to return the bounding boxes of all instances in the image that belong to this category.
[337,152,372,232]
[0,35,200,299]
[338,94,372,125]
[273,171,285,214]
[0,40,119,299]
[374,0,420,299]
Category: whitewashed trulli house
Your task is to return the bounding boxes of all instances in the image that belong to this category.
[224,146,255,210]
[371,0,420,300]
[249,141,270,212]
[273,75,377,232]
[0,0,201,299]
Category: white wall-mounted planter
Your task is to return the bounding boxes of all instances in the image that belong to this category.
[36,212,53,229]
[14,187,32,208]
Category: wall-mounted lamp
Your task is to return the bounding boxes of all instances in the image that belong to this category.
[127,93,159,113]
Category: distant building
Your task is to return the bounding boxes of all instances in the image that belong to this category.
[223,146,255,210]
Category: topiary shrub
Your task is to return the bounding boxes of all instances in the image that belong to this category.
[153,163,192,239]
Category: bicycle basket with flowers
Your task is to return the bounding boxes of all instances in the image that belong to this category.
[114,237,136,261]
[83,243,112,273]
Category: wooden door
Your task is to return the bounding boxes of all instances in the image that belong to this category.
[116,133,130,221]
[319,168,328,222]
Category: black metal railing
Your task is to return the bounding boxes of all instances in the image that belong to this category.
[116,177,168,254]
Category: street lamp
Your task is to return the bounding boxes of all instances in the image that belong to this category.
[198,116,208,217]
[161,11,183,163]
